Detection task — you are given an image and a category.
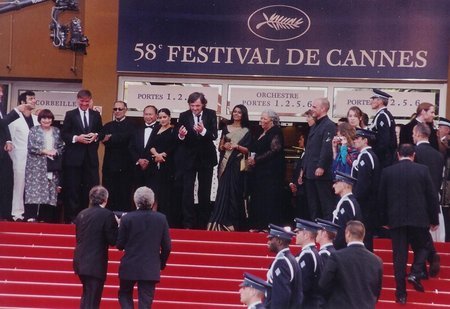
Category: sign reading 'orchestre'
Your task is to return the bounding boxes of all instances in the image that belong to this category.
[117,0,449,80]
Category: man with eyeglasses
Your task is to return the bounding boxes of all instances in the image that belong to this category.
[101,101,136,212]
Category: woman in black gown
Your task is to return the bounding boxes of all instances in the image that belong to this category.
[149,108,178,226]
[247,110,285,232]
[207,105,251,231]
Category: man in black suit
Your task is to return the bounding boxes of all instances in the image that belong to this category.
[413,123,444,277]
[116,186,171,308]
[319,220,383,308]
[351,128,381,251]
[176,92,218,228]
[0,106,22,220]
[101,101,136,211]
[300,98,336,221]
[129,105,159,192]
[239,272,271,309]
[369,89,397,167]
[62,89,103,223]
[400,102,439,150]
[379,144,440,304]
[73,185,118,309]
[265,224,303,309]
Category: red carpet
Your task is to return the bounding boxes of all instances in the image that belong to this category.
[1,222,449,308]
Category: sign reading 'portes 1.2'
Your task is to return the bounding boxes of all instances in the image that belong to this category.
[117,0,449,80]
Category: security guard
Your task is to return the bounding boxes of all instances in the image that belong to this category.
[351,128,381,251]
[332,171,363,249]
[315,218,339,266]
[294,218,324,308]
[265,224,303,309]
[239,272,271,309]
[369,88,397,168]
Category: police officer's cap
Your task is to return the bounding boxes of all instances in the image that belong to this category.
[294,218,322,232]
[333,171,357,186]
[370,89,392,99]
[240,272,272,293]
[315,218,340,234]
[355,128,376,141]
[438,117,450,128]
[267,224,295,241]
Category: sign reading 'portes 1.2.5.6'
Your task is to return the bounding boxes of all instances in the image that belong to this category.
[117,0,449,80]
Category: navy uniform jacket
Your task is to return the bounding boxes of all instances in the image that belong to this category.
[296,243,324,308]
[302,116,336,180]
[116,209,171,281]
[73,205,118,280]
[415,142,444,195]
[332,193,363,249]
[370,107,397,167]
[265,248,303,309]
[351,146,380,227]
[318,243,336,266]
[319,243,383,309]
[379,159,439,228]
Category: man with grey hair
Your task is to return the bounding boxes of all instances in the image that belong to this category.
[300,98,336,220]
[73,185,118,309]
[117,186,172,308]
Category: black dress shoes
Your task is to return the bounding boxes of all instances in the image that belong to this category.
[396,295,407,304]
[407,274,425,292]
[430,254,440,278]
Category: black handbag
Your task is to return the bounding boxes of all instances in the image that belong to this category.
[47,155,62,172]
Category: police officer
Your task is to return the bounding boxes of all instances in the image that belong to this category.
[265,224,303,309]
[294,218,324,308]
[369,89,397,168]
[315,218,339,266]
[351,128,381,251]
[332,171,363,249]
[239,272,271,309]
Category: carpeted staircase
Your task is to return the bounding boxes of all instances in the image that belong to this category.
[0,221,449,308]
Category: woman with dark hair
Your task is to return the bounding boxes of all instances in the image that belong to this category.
[332,122,358,174]
[247,110,285,232]
[347,106,363,129]
[149,108,178,226]
[207,104,252,231]
[24,109,64,222]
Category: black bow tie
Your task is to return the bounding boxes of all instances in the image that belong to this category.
[146,124,155,129]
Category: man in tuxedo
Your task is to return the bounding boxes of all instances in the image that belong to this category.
[400,102,438,150]
[379,144,440,303]
[8,91,39,221]
[0,104,23,221]
[239,272,271,309]
[73,185,118,309]
[129,105,159,191]
[413,122,444,277]
[176,92,218,229]
[369,89,397,168]
[319,220,383,308]
[116,186,171,308]
[300,98,336,221]
[101,101,136,211]
[62,89,103,223]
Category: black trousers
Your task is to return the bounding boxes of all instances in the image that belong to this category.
[304,178,335,221]
[390,226,429,298]
[63,158,99,223]
[102,169,133,212]
[119,279,156,309]
[181,166,213,229]
[0,155,13,220]
[79,275,104,309]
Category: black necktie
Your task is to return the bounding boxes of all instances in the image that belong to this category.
[83,111,88,133]
[146,124,155,129]
[197,115,201,123]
